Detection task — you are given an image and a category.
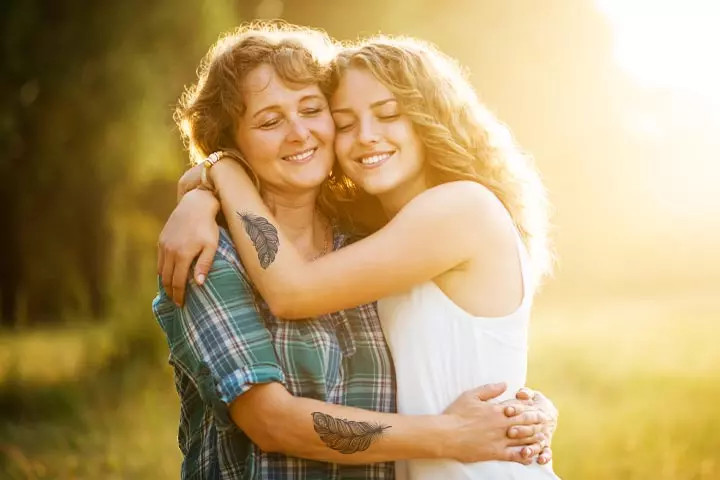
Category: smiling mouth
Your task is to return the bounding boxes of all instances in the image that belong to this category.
[283,147,317,163]
[356,151,394,167]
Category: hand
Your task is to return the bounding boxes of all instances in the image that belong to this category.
[442,383,548,465]
[158,189,220,305]
[177,164,204,202]
[507,387,558,465]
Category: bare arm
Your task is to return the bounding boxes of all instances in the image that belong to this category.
[232,381,545,464]
[210,158,516,318]
[176,164,206,202]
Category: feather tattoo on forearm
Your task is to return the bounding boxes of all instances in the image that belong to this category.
[311,412,391,454]
[237,212,279,269]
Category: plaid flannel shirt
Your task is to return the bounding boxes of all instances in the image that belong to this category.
[152,228,396,479]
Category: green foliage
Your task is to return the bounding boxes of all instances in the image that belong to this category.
[0,324,181,479]
[0,0,240,326]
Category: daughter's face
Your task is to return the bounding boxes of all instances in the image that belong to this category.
[329,67,425,198]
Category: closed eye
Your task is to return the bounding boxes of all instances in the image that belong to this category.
[301,107,323,115]
[335,122,355,132]
[259,118,282,129]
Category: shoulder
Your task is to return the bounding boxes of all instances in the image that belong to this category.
[403,181,511,230]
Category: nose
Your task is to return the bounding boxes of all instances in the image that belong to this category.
[286,115,311,143]
[357,117,380,145]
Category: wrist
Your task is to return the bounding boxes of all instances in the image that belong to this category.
[184,188,220,215]
[423,414,460,460]
[210,158,256,193]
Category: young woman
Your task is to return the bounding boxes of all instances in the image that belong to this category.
[155,22,556,478]
[168,34,560,479]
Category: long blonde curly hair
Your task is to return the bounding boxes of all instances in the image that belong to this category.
[325,36,553,280]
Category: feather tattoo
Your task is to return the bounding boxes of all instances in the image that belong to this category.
[311,412,391,454]
[237,212,279,269]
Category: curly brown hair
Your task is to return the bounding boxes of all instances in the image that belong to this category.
[174,21,346,220]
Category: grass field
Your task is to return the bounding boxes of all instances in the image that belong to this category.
[1,290,718,479]
[528,290,720,479]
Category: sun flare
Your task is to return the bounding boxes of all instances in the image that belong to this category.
[596,0,720,104]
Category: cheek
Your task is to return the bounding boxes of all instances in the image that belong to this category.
[397,124,424,165]
[243,155,268,176]
[313,113,336,143]
[333,133,355,168]
[239,131,281,170]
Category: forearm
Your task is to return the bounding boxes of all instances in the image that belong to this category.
[210,161,476,319]
[211,162,314,315]
[235,384,454,464]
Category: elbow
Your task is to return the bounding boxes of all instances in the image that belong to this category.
[244,424,283,453]
[231,403,285,454]
[264,294,293,319]
[262,284,305,319]
[258,271,322,319]
[267,299,307,319]
[243,413,295,455]
[265,296,286,318]
[230,412,275,451]
[253,429,281,453]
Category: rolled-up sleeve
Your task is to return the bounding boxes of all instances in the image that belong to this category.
[170,255,286,428]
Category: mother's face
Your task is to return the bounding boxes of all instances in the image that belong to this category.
[234,64,335,194]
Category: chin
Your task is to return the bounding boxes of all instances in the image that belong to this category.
[282,160,331,182]
[354,172,404,195]
[290,172,330,190]
[355,181,392,197]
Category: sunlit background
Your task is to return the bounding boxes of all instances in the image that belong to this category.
[1,0,718,478]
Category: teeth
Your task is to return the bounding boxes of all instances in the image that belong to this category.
[360,153,392,165]
[286,148,315,162]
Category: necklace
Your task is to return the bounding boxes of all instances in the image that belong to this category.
[311,216,332,261]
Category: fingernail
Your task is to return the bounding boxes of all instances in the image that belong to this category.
[507,407,516,416]
[509,427,517,437]
[197,274,206,285]
[523,447,532,457]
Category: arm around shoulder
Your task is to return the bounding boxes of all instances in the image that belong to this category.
[268,181,513,318]
[211,158,515,318]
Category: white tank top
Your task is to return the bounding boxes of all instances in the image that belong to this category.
[378,233,559,479]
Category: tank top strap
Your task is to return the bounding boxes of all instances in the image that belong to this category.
[512,228,535,310]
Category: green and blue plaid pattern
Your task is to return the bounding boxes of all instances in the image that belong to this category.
[153,228,396,479]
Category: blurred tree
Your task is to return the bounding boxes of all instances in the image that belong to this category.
[3,0,714,327]
[0,0,241,326]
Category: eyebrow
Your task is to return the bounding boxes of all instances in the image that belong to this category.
[330,98,397,114]
[251,94,326,119]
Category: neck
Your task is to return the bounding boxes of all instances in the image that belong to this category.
[377,171,430,218]
[260,185,327,256]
